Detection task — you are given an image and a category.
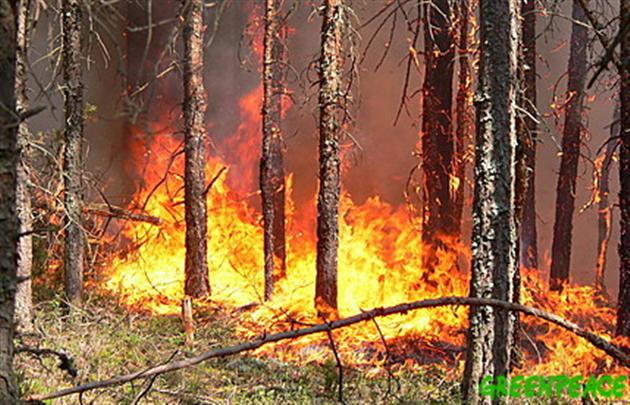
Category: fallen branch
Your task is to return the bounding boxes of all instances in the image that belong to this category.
[86,205,162,225]
[16,346,78,378]
[25,296,630,402]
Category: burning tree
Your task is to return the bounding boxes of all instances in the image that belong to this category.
[261,0,287,300]
[62,0,85,305]
[183,0,211,298]
[315,0,346,317]
[462,0,520,400]
[0,0,19,401]
[549,0,589,291]
[421,0,456,267]
[454,0,472,240]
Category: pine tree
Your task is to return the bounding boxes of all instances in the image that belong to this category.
[183,0,210,298]
[549,0,588,291]
[316,0,343,317]
[62,0,85,305]
[261,0,287,300]
[462,0,520,400]
[0,0,19,400]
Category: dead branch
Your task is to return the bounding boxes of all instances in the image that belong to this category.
[25,296,630,402]
[16,345,78,378]
[86,205,161,225]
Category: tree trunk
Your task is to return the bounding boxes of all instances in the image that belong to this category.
[616,0,630,336]
[62,0,85,305]
[462,0,520,401]
[0,1,19,401]
[519,0,539,270]
[316,0,343,317]
[15,0,32,331]
[421,0,455,268]
[549,0,588,291]
[595,107,619,294]
[183,0,210,298]
[454,0,471,239]
[261,0,287,301]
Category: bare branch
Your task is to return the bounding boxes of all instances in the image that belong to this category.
[25,296,630,402]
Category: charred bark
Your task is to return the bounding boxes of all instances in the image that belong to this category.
[549,0,588,291]
[261,0,287,301]
[595,107,619,294]
[454,0,471,239]
[183,0,210,298]
[62,0,85,305]
[421,0,456,267]
[462,0,520,401]
[316,0,343,317]
[616,0,630,336]
[15,0,32,331]
[519,0,539,270]
[0,1,18,401]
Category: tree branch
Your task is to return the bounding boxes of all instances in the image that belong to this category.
[24,296,630,402]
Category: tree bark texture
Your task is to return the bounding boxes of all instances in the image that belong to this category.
[549,0,588,291]
[316,0,343,317]
[261,0,287,301]
[454,0,471,239]
[519,0,539,270]
[421,0,456,267]
[183,0,210,298]
[462,0,520,401]
[616,0,630,336]
[0,1,18,401]
[62,0,85,305]
[15,0,32,331]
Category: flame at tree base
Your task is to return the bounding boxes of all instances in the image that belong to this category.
[101,124,630,381]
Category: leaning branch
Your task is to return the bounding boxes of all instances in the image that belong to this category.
[25,296,630,402]
[86,205,162,225]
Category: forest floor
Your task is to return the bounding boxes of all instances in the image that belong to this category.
[14,293,621,404]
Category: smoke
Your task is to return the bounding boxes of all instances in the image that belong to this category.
[25,0,621,294]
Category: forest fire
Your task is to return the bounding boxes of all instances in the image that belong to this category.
[2,0,628,402]
[102,98,625,378]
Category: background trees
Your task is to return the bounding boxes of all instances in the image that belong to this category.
[421,0,456,268]
[549,0,588,291]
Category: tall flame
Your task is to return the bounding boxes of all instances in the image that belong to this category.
[101,5,628,382]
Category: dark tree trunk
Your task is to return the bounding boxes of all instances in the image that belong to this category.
[183,0,210,298]
[15,0,32,331]
[454,0,471,239]
[421,0,455,267]
[0,1,19,401]
[616,0,630,336]
[549,0,588,291]
[519,0,539,270]
[316,0,343,317]
[462,0,520,401]
[261,0,287,301]
[595,107,619,294]
[62,0,85,305]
